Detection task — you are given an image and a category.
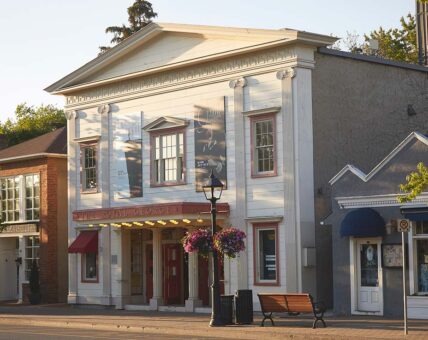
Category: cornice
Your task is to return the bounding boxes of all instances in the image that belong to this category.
[242,106,281,117]
[64,46,313,109]
[336,193,428,209]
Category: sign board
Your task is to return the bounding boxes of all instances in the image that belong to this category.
[397,219,411,233]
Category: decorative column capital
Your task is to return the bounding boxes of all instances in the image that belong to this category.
[64,110,77,120]
[97,103,111,115]
[229,77,247,89]
[276,68,296,80]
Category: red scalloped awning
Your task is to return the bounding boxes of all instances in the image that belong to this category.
[68,231,98,253]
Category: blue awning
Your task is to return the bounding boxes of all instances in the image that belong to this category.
[340,208,385,237]
[401,207,428,221]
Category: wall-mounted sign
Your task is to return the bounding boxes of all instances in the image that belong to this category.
[194,97,227,191]
[382,244,405,268]
[113,112,143,199]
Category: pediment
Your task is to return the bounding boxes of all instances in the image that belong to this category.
[143,116,189,132]
[45,23,337,94]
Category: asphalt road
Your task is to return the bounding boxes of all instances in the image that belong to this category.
[0,324,218,340]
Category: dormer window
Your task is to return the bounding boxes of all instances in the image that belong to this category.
[143,117,188,187]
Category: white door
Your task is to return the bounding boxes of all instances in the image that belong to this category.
[0,249,18,301]
[356,239,382,312]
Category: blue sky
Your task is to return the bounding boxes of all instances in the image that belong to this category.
[0,0,415,122]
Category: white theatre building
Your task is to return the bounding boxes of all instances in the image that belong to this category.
[45,22,337,311]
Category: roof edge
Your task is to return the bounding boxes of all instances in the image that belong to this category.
[0,153,67,164]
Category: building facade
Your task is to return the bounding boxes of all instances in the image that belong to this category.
[0,128,68,303]
[327,132,428,318]
[46,22,428,311]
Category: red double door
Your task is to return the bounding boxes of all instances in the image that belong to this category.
[145,243,223,306]
[145,243,183,305]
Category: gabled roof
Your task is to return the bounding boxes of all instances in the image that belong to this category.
[0,127,67,163]
[329,132,428,185]
[45,22,337,95]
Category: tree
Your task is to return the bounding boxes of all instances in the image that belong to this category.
[0,103,66,147]
[398,162,428,203]
[99,0,157,54]
[338,14,418,64]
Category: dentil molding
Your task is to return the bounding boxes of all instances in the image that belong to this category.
[65,46,300,107]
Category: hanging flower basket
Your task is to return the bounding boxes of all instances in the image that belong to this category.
[213,227,246,259]
[181,228,213,258]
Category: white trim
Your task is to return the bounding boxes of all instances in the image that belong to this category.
[74,135,101,143]
[329,132,428,185]
[242,106,281,117]
[350,237,384,316]
[245,216,283,223]
[336,192,428,209]
[142,117,189,132]
[0,153,66,164]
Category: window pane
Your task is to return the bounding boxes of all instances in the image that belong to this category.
[85,253,97,279]
[360,244,379,287]
[417,239,428,292]
[258,229,277,281]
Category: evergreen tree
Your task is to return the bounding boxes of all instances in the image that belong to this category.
[99,0,157,54]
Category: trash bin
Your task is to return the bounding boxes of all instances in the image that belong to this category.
[235,289,253,324]
[220,294,235,325]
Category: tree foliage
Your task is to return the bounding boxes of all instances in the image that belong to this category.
[398,162,428,203]
[338,14,418,64]
[0,103,66,147]
[99,0,157,54]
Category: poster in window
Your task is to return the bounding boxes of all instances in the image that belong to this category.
[113,112,143,199]
[381,244,404,268]
[194,97,227,191]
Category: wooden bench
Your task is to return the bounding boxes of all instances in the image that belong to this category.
[257,293,326,328]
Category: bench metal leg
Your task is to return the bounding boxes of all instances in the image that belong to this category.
[261,312,274,327]
[312,314,326,329]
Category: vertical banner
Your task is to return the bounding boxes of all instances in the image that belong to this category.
[113,112,143,199]
[194,97,227,191]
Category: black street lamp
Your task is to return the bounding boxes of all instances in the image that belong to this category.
[202,170,224,327]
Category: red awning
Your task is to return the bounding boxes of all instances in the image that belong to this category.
[68,231,98,253]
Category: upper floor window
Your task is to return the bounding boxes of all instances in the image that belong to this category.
[81,143,98,192]
[250,114,277,177]
[153,131,185,185]
[0,174,40,223]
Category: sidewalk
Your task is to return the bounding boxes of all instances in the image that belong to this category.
[0,304,427,339]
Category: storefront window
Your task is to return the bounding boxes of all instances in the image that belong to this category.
[254,224,278,285]
[82,253,98,282]
[417,239,428,293]
[25,236,40,281]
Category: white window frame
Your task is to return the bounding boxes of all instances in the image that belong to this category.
[81,252,98,283]
[24,235,40,282]
[409,221,428,295]
[80,142,99,193]
[253,224,279,285]
[0,174,40,223]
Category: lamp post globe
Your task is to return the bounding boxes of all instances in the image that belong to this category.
[202,170,224,327]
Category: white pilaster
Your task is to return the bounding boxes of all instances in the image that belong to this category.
[185,251,202,311]
[150,228,163,309]
[66,111,78,304]
[112,229,131,309]
[228,78,248,293]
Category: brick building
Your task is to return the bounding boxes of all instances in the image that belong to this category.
[0,128,68,303]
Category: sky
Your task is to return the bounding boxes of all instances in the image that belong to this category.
[0,0,415,123]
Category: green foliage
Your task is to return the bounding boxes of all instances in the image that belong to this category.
[99,0,157,54]
[0,103,65,147]
[398,162,428,203]
[337,14,418,64]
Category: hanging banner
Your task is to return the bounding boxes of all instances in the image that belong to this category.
[113,112,143,199]
[194,97,227,191]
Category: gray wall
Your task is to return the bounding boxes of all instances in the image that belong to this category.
[312,49,428,307]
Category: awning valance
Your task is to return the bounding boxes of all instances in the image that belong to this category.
[401,207,428,221]
[68,230,98,253]
[340,208,385,237]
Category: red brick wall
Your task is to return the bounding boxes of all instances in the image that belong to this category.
[0,156,68,303]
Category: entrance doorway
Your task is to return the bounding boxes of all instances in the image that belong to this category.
[163,244,182,305]
[354,238,383,313]
[0,238,18,301]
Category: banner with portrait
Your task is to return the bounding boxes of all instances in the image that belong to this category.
[194,97,227,191]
